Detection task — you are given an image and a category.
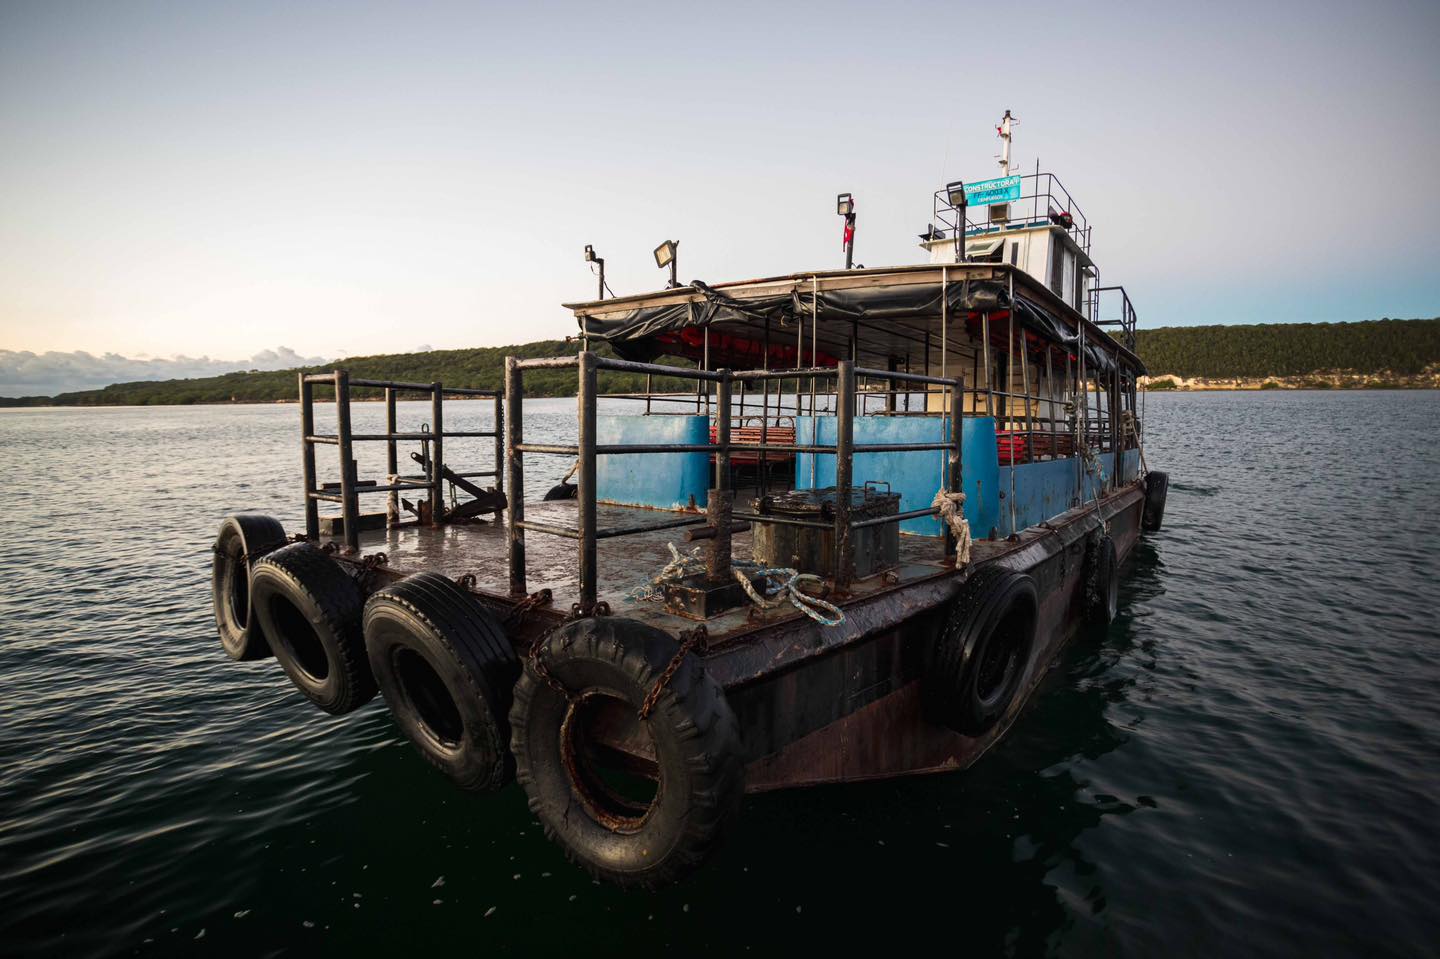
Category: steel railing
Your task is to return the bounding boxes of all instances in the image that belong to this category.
[505,352,964,612]
[299,370,503,552]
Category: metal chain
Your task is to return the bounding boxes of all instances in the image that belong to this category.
[505,588,553,627]
[638,625,708,720]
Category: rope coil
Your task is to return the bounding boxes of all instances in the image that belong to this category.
[932,489,972,566]
[628,543,846,628]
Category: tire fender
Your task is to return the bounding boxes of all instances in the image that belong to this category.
[922,566,1039,736]
[251,542,376,715]
[212,513,287,661]
[510,617,744,888]
[364,573,519,792]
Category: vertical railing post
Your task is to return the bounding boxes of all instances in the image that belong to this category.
[384,386,398,528]
[430,382,445,526]
[299,372,319,540]
[505,357,526,596]
[492,390,504,492]
[334,369,360,554]
[1111,363,1121,488]
[577,352,598,613]
[833,360,855,592]
[946,374,965,560]
[706,370,733,585]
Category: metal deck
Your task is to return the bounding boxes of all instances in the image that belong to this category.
[332,500,1003,645]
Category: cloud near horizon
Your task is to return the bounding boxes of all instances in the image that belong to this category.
[0,347,330,397]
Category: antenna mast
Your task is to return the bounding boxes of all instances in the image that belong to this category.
[998,109,1017,176]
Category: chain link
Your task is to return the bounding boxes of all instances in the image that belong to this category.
[638,625,708,720]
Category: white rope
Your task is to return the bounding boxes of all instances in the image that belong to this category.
[626,542,846,627]
[932,489,972,566]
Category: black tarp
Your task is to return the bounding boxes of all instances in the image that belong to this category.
[579,277,1137,374]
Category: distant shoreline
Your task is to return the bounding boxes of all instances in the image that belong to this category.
[5,384,1439,411]
[4,317,1438,407]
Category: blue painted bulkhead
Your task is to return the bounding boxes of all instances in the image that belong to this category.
[596,415,709,510]
[796,416,1002,538]
[594,412,1141,536]
[994,448,1141,537]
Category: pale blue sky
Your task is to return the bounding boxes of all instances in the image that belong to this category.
[2,0,1438,374]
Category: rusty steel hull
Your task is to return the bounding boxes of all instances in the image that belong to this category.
[332,480,1145,794]
[731,482,1144,792]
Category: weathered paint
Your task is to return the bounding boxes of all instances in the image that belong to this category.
[795,415,1001,539]
[596,415,709,510]
[996,448,1141,537]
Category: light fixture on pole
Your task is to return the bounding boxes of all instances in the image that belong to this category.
[583,244,605,299]
[836,192,856,269]
[653,239,679,288]
[945,180,968,263]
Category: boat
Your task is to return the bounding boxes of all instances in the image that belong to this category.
[210,112,1169,887]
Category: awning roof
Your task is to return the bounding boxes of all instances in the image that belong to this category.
[563,263,1144,377]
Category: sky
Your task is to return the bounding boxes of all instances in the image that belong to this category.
[2,0,1438,394]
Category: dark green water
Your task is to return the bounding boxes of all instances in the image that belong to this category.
[2,391,1438,956]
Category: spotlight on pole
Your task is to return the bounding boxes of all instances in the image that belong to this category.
[945,180,969,263]
[583,244,605,299]
[653,239,679,288]
[836,193,856,269]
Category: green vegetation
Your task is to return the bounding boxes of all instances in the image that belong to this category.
[0,340,694,407]
[4,317,1437,407]
[1133,317,1440,379]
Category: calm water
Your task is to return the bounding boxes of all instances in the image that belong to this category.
[2,392,1438,957]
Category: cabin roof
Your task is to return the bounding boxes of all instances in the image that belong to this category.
[562,263,1144,376]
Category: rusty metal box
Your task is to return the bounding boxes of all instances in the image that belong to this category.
[750,485,900,580]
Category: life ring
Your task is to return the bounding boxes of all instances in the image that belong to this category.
[1142,470,1169,532]
[922,565,1038,735]
[509,617,744,887]
[1083,534,1119,627]
[364,573,519,792]
[212,513,287,661]
[251,542,376,715]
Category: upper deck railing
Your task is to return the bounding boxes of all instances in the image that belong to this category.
[930,171,1092,257]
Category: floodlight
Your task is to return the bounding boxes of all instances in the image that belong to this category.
[945,180,968,208]
[584,244,596,262]
[653,239,679,287]
[836,192,854,216]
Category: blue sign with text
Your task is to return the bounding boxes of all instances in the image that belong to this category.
[963,175,1022,205]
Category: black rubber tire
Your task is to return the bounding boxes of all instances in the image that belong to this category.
[212,514,287,661]
[1083,534,1119,628]
[1142,470,1169,532]
[510,617,744,888]
[251,542,376,715]
[364,573,520,792]
[542,482,578,501]
[922,565,1039,736]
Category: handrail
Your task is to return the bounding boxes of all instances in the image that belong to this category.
[504,352,964,611]
[299,370,504,551]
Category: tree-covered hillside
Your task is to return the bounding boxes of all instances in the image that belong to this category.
[1134,318,1440,379]
[0,340,692,406]
[3,317,1438,407]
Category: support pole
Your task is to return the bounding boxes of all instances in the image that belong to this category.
[946,374,965,559]
[577,351,598,612]
[335,369,360,553]
[505,357,526,596]
[833,360,855,592]
[385,386,398,528]
[430,382,444,527]
[300,373,319,540]
[492,390,504,493]
[706,369,734,584]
